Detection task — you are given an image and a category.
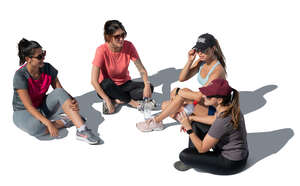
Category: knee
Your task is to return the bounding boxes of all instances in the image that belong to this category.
[161,100,170,110]
[53,88,67,96]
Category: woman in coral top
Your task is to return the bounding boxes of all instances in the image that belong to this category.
[91,20,154,114]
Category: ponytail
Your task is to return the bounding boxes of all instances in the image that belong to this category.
[17,38,42,65]
[214,39,226,74]
[220,89,240,129]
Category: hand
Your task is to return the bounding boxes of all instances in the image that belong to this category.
[180,126,187,133]
[143,84,152,98]
[188,49,197,62]
[70,98,79,111]
[105,98,115,114]
[46,123,59,137]
[177,111,192,130]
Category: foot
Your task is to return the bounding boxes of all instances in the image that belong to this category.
[76,128,100,145]
[173,161,191,171]
[50,113,86,128]
[136,117,164,132]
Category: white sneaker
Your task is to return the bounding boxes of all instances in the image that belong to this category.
[136,117,164,132]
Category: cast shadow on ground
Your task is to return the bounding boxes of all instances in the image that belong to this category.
[162,84,279,130]
[194,128,294,175]
[37,70,280,145]
[37,67,182,141]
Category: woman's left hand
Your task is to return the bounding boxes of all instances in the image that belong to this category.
[143,84,152,98]
[177,111,192,130]
[70,98,79,111]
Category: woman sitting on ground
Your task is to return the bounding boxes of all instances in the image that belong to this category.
[91,20,154,114]
[175,79,248,174]
[13,38,99,144]
[136,33,226,132]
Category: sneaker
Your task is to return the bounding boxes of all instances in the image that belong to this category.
[136,117,164,132]
[137,100,144,112]
[76,128,100,145]
[173,161,191,171]
[52,113,86,128]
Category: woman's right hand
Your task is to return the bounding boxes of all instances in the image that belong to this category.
[46,123,59,137]
[188,49,197,62]
[105,98,115,114]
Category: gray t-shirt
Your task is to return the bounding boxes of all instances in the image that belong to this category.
[12,62,58,111]
[208,113,248,161]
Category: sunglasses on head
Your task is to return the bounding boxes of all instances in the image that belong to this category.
[31,50,46,60]
[113,32,126,40]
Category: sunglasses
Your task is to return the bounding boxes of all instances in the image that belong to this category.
[31,50,46,60]
[113,32,126,40]
[196,47,210,54]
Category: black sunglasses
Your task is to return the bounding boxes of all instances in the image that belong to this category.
[31,50,46,60]
[113,32,126,40]
[196,47,210,54]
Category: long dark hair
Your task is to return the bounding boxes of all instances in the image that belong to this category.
[103,20,127,42]
[213,39,226,74]
[219,89,240,129]
[18,38,42,65]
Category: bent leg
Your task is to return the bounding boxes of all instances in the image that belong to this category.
[99,78,131,103]
[13,110,47,137]
[42,88,84,128]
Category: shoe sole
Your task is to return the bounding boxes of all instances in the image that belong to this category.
[138,126,164,132]
[76,136,99,145]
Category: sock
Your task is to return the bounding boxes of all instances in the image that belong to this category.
[77,125,87,132]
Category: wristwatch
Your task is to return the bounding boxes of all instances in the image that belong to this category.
[187,129,193,135]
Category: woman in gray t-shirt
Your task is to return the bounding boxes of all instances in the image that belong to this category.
[175,79,248,174]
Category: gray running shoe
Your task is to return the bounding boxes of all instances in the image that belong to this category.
[52,113,86,128]
[76,128,100,145]
[173,161,191,171]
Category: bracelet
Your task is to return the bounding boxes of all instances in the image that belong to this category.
[175,88,180,95]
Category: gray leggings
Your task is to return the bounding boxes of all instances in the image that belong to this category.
[13,88,71,137]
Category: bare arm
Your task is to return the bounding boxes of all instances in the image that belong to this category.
[178,111,219,153]
[177,88,202,102]
[16,89,54,129]
[133,58,151,98]
[91,65,110,100]
[133,58,150,85]
[91,65,115,113]
[189,114,216,125]
[179,49,202,82]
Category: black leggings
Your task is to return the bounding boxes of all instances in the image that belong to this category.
[180,121,248,175]
[99,78,154,103]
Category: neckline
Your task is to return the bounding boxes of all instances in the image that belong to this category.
[25,64,42,80]
[199,60,219,79]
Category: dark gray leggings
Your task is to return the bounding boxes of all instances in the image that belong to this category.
[179,121,248,175]
[13,88,70,137]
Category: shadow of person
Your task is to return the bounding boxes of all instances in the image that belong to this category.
[240,85,277,115]
[245,128,294,170]
[133,67,182,105]
[193,128,294,175]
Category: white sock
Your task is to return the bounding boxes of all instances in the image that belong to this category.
[77,125,86,132]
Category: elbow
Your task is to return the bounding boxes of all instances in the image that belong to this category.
[178,76,186,82]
